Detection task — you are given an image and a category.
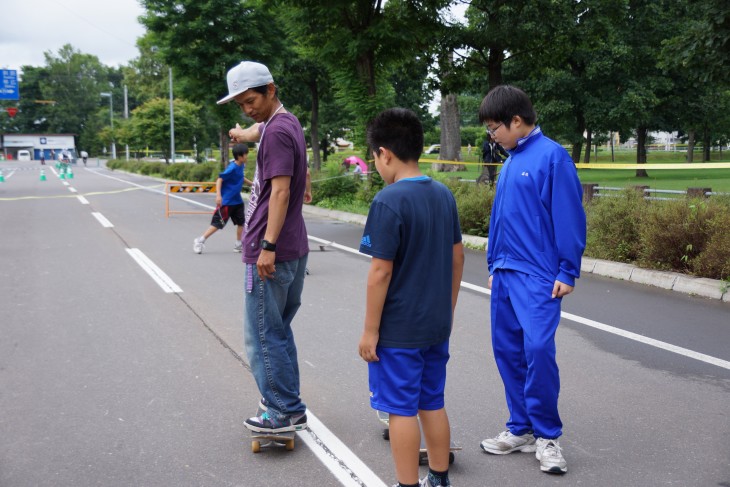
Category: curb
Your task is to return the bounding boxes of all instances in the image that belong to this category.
[302,204,729,303]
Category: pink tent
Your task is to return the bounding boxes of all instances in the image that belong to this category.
[344,156,368,173]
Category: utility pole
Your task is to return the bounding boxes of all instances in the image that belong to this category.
[169,67,175,163]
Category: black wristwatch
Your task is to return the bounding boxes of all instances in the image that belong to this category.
[260,239,277,251]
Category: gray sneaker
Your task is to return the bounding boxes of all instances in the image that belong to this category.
[535,438,567,474]
[233,241,243,252]
[193,237,205,254]
[480,430,536,454]
[244,410,307,433]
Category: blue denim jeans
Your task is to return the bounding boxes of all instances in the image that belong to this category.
[244,255,308,420]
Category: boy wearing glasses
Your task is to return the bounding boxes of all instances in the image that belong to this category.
[478,85,586,475]
[359,108,465,487]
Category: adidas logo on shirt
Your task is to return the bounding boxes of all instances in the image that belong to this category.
[361,235,372,247]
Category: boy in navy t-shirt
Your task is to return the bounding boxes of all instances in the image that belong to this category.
[359,108,465,487]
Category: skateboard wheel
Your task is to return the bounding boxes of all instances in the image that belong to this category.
[449,452,455,464]
[382,428,390,441]
[285,439,295,451]
[252,441,261,453]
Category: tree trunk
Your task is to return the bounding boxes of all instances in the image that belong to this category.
[487,45,504,89]
[435,93,464,173]
[686,130,695,162]
[570,111,586,164]
[309,78,321,171]
[583,129,592,163]
[702,126,711,162]
[610,131,615,162]
[636,127,649,177]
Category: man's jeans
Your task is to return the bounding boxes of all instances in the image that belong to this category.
[244,255,308,420]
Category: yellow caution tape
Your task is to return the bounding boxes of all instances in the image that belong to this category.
[418,159,730,170]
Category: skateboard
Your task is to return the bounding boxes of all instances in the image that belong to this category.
[248,407,297,453]
[377,410,461,465]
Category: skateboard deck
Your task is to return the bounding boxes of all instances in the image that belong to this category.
[248,407,297,453]
[376,410,461,465]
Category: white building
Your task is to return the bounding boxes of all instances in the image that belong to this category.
[0,133,76,161]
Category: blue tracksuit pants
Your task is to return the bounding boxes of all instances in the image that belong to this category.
[490,269,563,439]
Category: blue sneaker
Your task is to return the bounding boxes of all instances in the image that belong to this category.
[244,410,307,433]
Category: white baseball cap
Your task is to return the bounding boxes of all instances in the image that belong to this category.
[217,61,274,105]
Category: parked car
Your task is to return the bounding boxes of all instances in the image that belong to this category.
[17,150,31,161]
[424,144,440,154]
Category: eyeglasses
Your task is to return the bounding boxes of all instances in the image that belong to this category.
[486,123,503,136]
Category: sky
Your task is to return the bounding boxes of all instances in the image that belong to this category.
[0,0,146,73]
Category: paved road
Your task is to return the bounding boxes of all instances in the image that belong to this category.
[1,160,728,487]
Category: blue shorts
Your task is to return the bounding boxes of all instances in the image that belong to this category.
[368,340,449,417]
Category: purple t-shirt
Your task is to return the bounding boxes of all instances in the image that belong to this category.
[242,112,309,264]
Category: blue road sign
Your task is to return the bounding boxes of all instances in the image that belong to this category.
[1,69,20,100]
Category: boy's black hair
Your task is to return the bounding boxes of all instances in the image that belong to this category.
[478,85,537,128]
[366,108,424,163]
[232,143,249,158]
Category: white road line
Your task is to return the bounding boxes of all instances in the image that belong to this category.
[561,311,730,370]
[88,169,212,208]
[63,181,69,186]
[76,195,90,205]
[311,239,730,372]
[69,187,77,193]
[125,248,182,293]
[299,413,387,487]
[91,212,114,228]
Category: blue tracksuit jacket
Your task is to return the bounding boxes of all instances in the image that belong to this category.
[487,128,586,285]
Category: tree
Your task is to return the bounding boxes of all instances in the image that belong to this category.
[42,45,109,139]
[139,0,285,163]
[609,0,678,176]
[662,0,730,84]
[276,0,450,152]
[129,98,201,162]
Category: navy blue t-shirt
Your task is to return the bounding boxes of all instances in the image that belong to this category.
[360,176,462,348]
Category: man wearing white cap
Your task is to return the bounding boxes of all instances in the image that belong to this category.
[219,61,310,434]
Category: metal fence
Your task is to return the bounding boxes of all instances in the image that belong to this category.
[582,184,728,202]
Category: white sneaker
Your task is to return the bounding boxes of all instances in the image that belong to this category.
[420,476,451,486]
[193,237,205,254]
[480,430,536,454]
[233,241,243,252]
[535,438,567,474]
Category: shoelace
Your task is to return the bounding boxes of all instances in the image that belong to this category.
[540,440,562,457]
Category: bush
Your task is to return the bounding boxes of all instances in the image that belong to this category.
[636,198,721,272]
[311,161,359,205]
[461,126,484,147]
[188,162,218,182]
[443,179,493,237]
[585,189,646,262]
[356,172,384,205]
[139,162,166,176]
[691,209,730,280]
